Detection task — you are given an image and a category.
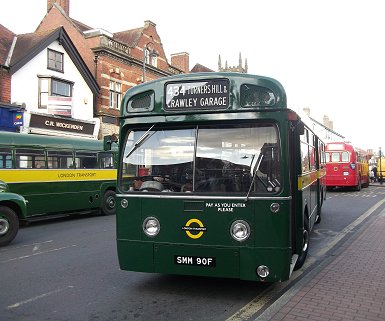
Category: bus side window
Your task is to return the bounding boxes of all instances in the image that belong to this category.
[300,129,310,173]
[75,152,98,169]
[309,132,316,170]
[47,151,74,169]
[0,148,13,169]
[301,143,310,173]
[99,152,114,169]
[15,148,45,169]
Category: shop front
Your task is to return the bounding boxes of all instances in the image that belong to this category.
[0,103,25,132]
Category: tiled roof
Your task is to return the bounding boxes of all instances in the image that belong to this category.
[70,18,93,33]
[0,24,15,66]
[190,63,214,73]
[113,27,143,48]
[5,26,98,94]
[11,28,58,66]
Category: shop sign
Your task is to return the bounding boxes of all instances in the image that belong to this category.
[29,113,95,135]
[13,112,23,126]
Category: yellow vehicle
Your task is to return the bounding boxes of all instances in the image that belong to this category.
[377,157,385,182]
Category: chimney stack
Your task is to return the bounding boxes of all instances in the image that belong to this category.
[323,115,334,130]
[171,52,190,74]
[47,0,70,16]
[303,107,311,116]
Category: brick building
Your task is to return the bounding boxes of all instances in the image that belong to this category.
[0,0,190,139]
[0,25,13,104]
[37,0,189,138]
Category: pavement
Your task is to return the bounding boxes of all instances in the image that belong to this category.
[255,182,385,321]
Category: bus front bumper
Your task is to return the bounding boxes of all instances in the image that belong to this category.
[117,240,291,282]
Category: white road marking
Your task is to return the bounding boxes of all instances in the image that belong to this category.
[0,240,53,252]
[7,286,74,309]
[1,245,77,263]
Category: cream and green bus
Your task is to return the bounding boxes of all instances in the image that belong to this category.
[114,72,326,282]
[0,131,117,246]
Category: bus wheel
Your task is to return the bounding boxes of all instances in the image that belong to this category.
[294,216,309,270]
[101,190,116,215]
[0,206,19,247]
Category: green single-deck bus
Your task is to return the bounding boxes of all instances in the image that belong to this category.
[0,180,28,246]
[114,72,326,282]
[0,131,118,246]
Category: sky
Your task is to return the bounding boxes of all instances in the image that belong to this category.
[1,0,384,152]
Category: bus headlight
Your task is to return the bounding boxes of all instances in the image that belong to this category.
[143,217,160,237]
[230,220,250,241]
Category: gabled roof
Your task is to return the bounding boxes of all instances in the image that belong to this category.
[42,2,145,49]
[36,3,93,37]
[0,24,15,66]
[10,28,57,67]
[113,27,144,48]
[9,27,99,95]
[307,114,345,139]
[190,63,214,73]
[70,18,93,33]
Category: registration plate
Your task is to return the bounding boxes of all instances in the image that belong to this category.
[174,255,216,267]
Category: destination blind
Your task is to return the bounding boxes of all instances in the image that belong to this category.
[165,78,230,110]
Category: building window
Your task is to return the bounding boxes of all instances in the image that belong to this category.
[109,80,122,109]
[47,49,64,72]
[145,48,157,67]
[145,48,150,64]
[39,78,49,109]
[38,77,73,109]
[52,79,71,97]
[151,54,157,68]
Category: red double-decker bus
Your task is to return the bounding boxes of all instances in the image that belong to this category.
[325,142,370,190]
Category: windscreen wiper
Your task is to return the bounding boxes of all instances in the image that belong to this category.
[245,154,264,202]
[125,124,156,159]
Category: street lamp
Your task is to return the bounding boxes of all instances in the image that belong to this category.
[142,42,157,83]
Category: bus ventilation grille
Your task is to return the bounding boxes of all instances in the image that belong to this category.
[131,94,151,109]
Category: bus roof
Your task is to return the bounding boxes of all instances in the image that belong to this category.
[121,72,287,117]
[326,142,369,155]
[0,131,105,151]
